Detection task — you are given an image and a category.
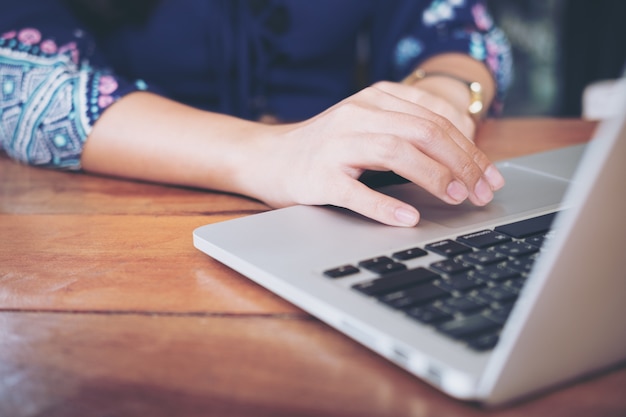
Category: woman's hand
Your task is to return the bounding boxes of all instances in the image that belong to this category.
[82,81,502,228]
[237,81,505,227]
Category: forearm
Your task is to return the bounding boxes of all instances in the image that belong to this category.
[81,91,271,198]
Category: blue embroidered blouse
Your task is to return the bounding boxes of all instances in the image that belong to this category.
[0,0,512,169]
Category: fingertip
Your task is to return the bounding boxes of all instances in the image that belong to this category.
[394,206,420,227]
[446,180,469,203]
[473,177,494,206]
[485,164,505,191]
[336,180,420,227]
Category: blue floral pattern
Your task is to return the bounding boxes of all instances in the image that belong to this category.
[422,0,467,27]
[0,27,145,169]
[393,0,512,111]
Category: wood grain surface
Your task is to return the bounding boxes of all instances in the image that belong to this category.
[3,118,624,417]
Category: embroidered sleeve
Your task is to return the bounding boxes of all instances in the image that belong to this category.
[392,0,513,113]
[0,27,149,169]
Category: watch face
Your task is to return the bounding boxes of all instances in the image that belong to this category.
[468,82,484,115]
[469,100,484,115]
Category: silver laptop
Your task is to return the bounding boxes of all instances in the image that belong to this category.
[193,92,626,406]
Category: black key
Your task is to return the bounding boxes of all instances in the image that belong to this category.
[352,267,440,296]
[467,332,500,351]
[435,273,486,293]
[485,306,514,325]
[439,296,485,315]
[458,250,507,266]
[457,230,512,249]
[436,313,501,340]
[507,276,527,290]
[406,305,453,324]
[473,286,519,305]
[507,253,539,274]
[493,241,539,258]
[474,264,520,282]
[430,258,474,275]
[368,262,407,275]
[495,212,558,238]
[393,247,428,260]
[524,234,547,248]
[358,256,394,269]
[524,231,556,248]
[358,256,406,275]
[379,283,449,309]
[426,239,472,257]
[324,265,359,278]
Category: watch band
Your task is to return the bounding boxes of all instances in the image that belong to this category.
[404,68,485,121]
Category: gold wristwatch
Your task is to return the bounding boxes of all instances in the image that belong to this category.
[404,68,485,121]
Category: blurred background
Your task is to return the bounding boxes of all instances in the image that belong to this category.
[486,0,626,117]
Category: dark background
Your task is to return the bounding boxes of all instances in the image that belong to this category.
[487,0,626,117]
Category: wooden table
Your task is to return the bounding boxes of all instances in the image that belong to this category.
[2,119,624,417]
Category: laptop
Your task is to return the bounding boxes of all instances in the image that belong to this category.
[193,91,626,406]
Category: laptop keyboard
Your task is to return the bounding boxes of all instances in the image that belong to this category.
[323,212,558,352]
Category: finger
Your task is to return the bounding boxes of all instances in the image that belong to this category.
[369,82,504,192]
[343,131,470,206]
[422,110,505,195]
[370,82,480,154]
[344,107,492,206]
[408,114,497,206]
[327,176,421,227]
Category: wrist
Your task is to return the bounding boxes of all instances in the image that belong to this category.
[404,69,485,123]
[229,122,294,206]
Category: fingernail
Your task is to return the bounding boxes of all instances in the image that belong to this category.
[394,207,419,226]
[447,180,469,203]
[474,178,493,204]
[485,164,505,190]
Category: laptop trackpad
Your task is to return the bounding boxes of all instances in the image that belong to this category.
[381,165,572,228]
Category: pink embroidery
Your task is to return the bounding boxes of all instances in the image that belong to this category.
[487,55,499,74]
[98,75,119,95]
[485,38,502,74]
[58,41,77,54]
[1,31,17,40]
[471,4,493,31]
[58,41,80,63]
[98,95,114,108]
[40,40,58,54]
[17,28,42,45]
